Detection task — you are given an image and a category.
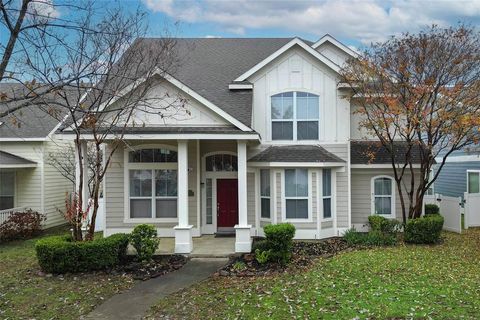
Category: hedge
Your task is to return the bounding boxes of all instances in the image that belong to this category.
[35,233,129,273]
[257,223,296,264]
[404,214,444,244]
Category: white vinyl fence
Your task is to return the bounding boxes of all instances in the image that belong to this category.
[0,207,26,225]
[464,192,480,228]
[424,194,462,233]
[87,197,105,231]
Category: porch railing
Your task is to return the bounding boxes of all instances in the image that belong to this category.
[0,207,26,225]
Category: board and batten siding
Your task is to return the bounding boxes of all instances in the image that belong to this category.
[250,47,349,143]
[42,137,74,228]
[105,140,198,231]
[351,168,421,226]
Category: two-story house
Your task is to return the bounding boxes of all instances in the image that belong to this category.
[62,35,422,253]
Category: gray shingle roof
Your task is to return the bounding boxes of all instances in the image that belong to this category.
[351,140,424,164]
[0,150,36,166]
[63,126,257,135]
[249,145,345,163]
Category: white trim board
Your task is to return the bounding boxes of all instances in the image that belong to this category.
[59,133,260,141]
[312,34,359,58]
[234,38,340,82]
[248,162,346,168]
[351,164,421,169]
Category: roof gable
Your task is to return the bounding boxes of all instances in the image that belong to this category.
[312,34,359,58]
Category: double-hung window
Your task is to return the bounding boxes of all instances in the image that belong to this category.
[372,176,394,216]
[322,169,332,219]
[0,171,15,210]
[128,148,178,219]
[260,169,270,219]
[271,91,319,140]
[285,169,309,219]
[467,170,480,194]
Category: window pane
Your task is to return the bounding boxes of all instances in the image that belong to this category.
[130,199,152,218]
[271,93,293,120]
[129,170,152,197]
[323,198,332,219]
[323,169,331,196]
[206,179,213,224]
[468,172,479,193]
[261,198,270,218]
[129,149,177,163]
[260,169,270,196]
[296,169,308,197]
[206,154,238,172]
[296,94,308,119]
[0,196,14,210]
[285,169,296,197]
[285,169,308,197]
[283,95,293,119]
[374,178,392,195]
[374,197,392,215]
[286,199,308,219]
[297,121,318,140]
[307,95,319,119]
[153,149,177,162]
[156,199,177,218]
[0,171,15,196]
[271,96,283,120]
[272,122,293,140]
[155,170,177,197]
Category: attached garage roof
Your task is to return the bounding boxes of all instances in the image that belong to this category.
[350,140,424,164]
[249,145,345,163]
[0,150,36,168]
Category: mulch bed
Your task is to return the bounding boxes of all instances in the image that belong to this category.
[118,255,188,281]
[218,237,351,277]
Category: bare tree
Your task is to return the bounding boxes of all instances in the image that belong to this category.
[341,25,480,223]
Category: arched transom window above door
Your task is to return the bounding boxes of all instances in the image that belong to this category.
[205,153,238,172]
[271,91,319,141]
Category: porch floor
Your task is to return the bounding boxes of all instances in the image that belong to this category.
[154,235,236,257]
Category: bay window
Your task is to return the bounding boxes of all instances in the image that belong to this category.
[128,148,178,219]
[271,91,319,140]
[285,169,309,219]
[372,176,395,217]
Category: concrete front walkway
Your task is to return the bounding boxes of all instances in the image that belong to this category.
[83,258,228,320]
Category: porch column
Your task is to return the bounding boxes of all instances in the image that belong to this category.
[174,140,193,253]
[235,140,252,252]
[74,140,89,212]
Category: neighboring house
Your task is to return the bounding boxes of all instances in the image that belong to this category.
[434,150,480,198]
[0,84,73,227]
[61,35,423,253]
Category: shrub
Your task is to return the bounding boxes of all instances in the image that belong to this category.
[255,248,271,264]
[368,215,401,234]
[232,261,247,271]
[343,227,363,245]
[404,215,444,244]
[129,224,160,262]
[343,228,397,246]
[262,223,296,264]
[0,209,46,242]
[35,233,129,274]
[424,204,440,215]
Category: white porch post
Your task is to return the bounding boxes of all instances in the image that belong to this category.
[174,140,193,253]
[74,140,89,211]
[235,140,252,252]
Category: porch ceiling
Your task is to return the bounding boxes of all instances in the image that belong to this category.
[0,150,36,168]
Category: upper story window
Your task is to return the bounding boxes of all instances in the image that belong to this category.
[271,91,319,141]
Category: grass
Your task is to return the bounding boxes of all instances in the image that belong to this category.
[0,226,134,319]
[149,228,480,320]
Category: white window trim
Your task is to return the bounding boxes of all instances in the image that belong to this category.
[281,169,313,223]
[259,168,272,221]
[321,169,333,221]
[370,175,396,219]
[467,170,480,194]
[270,91,320,142]
[124,144,179,223]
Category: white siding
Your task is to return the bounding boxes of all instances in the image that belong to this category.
[250,47,349,143]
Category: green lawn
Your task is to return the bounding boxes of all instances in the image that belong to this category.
[149,228,480,320]
[0,227,134,319]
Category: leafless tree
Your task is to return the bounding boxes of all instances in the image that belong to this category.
[341,25,480,223]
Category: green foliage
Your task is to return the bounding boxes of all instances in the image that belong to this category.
[129,224,160,262]
[35,233,129,274]
[262,223,296,264]
[405,215,444,244]
[232,261,247,271]
[252,239,269,252]
[368,215,401,234]
[254,248,271,264]
[343,228,397,246]
[424,204,440,215]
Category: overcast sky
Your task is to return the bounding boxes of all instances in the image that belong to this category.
[140,0,480,48]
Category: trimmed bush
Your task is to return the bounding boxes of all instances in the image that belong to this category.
[424,204,440,215]
[257,223,296,264]
[35,233,129,273]
[404,215,444,244]
[343,228,397,246]
[0,209,46,242]
[130,224,160,262]
[368,215,401,234]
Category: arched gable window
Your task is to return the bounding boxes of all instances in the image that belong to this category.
[127,148,178,220]
[271,91,319,141]
[205,153,237,172]
[371,176,395,217]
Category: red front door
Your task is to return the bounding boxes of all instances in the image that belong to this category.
[216,179,238,228]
